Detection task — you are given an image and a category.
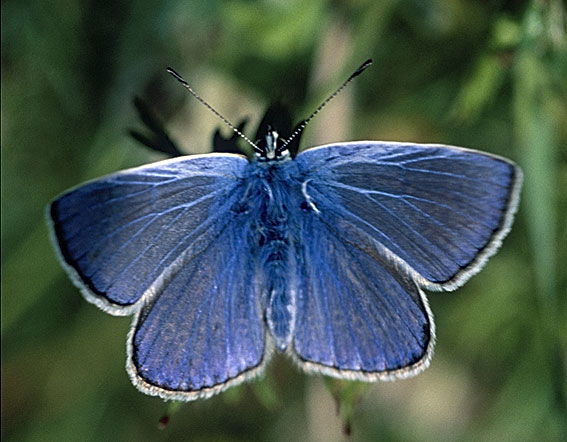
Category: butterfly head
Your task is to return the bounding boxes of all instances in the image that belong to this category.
[255,127,291,162]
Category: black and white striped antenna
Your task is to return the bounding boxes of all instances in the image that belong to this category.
[167,59,373,157]
[278,59,373,154]
[166,67,262,154]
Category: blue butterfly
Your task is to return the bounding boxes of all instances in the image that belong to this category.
[48,60,522,401]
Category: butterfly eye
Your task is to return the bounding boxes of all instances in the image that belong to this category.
[300,201,311,212]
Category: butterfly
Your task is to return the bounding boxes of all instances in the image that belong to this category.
[47,60,522,401]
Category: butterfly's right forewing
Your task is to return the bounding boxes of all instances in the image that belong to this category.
[295,142,521,290]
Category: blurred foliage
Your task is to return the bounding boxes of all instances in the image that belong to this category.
[2,0,566,441]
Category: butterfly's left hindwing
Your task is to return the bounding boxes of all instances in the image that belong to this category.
[128,212,267,400]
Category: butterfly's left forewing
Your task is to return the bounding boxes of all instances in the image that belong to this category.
[49,155,249,314]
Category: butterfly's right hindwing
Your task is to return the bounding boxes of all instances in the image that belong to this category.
[291,209,433,379]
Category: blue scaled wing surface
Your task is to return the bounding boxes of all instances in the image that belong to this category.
[291,141,522,378]
[48,154,266,400]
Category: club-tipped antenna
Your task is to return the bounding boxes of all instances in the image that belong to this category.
[279,59,373,153]
[167,67,261,154]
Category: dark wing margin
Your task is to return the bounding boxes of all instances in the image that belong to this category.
[295,142,522,290]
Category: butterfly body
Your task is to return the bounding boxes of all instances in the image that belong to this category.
[49,138,521,400]
[244,154,302,351]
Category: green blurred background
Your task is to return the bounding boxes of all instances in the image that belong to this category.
[2,0,566,441]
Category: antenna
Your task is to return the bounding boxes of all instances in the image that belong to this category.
[279,59,373,154]
[166,67,262,154]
